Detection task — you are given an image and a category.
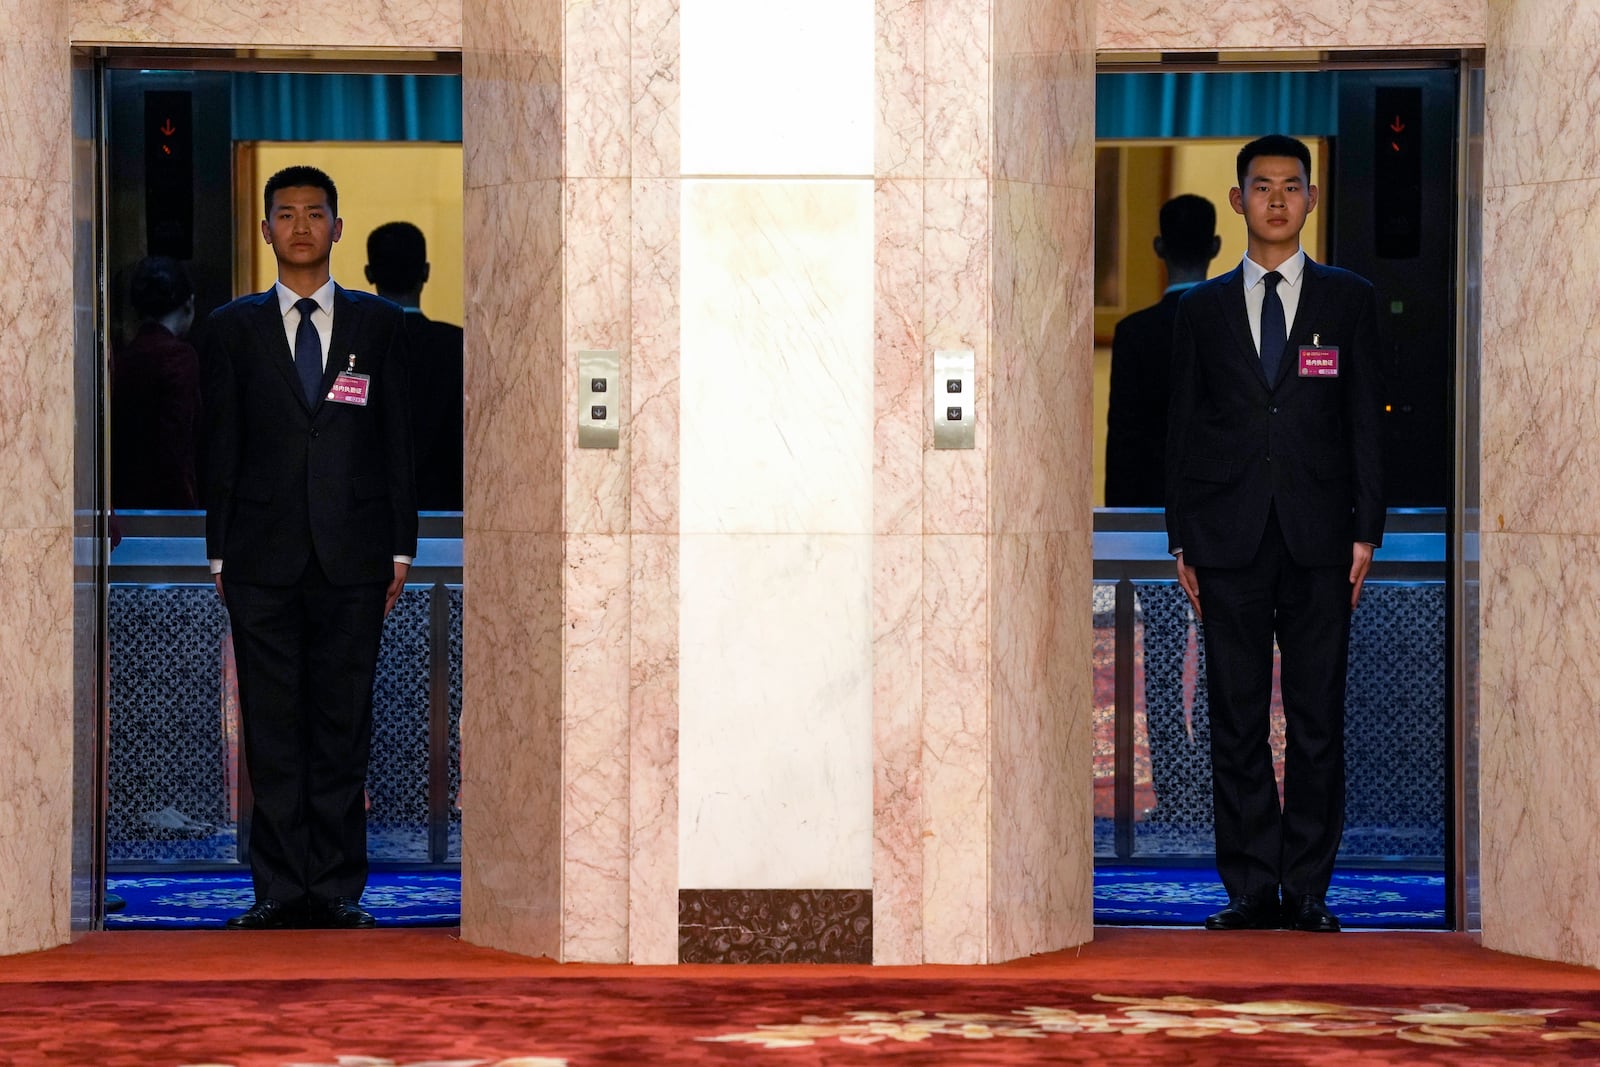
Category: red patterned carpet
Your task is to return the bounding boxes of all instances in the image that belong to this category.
[4,929,1600,1065]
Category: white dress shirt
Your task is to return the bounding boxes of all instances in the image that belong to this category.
[1241,249,1306,359]
[277,278,336,371]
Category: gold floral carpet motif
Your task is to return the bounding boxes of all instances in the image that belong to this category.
[8,977,1600,1066]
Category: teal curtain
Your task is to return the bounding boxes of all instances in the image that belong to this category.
[232,74,462,142]
[1097,71,1340,139]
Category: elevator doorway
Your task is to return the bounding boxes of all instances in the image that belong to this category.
[1088,55,1483,931]
[77,54,466,929]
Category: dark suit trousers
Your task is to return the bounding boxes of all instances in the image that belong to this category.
[1196,507,1351,901]
[224,558,387,906]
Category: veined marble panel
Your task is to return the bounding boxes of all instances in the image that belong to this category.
[463,50,562,190]
[680,179,873,536]
[0,526,73,954]
[876,0,925,178]
[0,178,72,531]
[1485,2,1600,192]
[0,44,70,183]
[629,533,679,963]
[460,529,563,956]
[990,181,1093,537]
[680,0,872,175]
[0,0,64,45]
[923,178,989,535]
[1480,179,1600,536]
[567,0,630,179]
[562,533,631,962]
[463,179,563,534]
[1480,531,1600,967]
[874,179,924,537]
[1096,0,1485,53]
[993,0,1093,190]
[71,0,461,49]
[631,177,680,533]
[566,177,631,535]
[872,534,924,964]
[632,0,680,177]
[926,0,991,180]
[921,532,989,963]
[988,530,1091,958]
[678,533,873,889]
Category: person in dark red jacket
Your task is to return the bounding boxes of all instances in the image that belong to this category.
[112,256,201,509]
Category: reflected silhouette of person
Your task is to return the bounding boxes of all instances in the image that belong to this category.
[111,256,202,509]
[366,222,464,511]
[1105,195,1221,828]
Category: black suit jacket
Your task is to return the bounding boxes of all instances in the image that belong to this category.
[401,310,464,511]
[1164,259,1384,569]
[202,285,418,586]
[1105,290,1183,507]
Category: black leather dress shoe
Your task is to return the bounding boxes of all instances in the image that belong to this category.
[1204,891,1282,930]
[318,897,377,929]
[226,898,295,930]
[1286,894,1342,933]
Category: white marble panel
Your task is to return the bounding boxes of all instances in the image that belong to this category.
[680,179,874,535]
[678,533,873,888]
[680,0,873,175]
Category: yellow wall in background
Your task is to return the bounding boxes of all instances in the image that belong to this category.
[238,142,464,326]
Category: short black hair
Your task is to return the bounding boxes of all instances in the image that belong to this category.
[263,165,338,218]
[1158,194,1216,265]
[366,221,428,292]
[1235,134,1312,188]
[129,256,193,320]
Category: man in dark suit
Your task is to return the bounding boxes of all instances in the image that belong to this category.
[1106,194,1221,508]
[364,221,464,511]
[203,165,417,929]
[1106,197,1221,828]
[1165,135,1385,933]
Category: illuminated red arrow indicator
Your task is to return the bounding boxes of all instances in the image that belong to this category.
[160,119,176,136]
[1389,116,1405,133]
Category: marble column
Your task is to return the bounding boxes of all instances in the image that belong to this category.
[0,0,74,955]
[459,0,567,956]
[1479,0,1600,967]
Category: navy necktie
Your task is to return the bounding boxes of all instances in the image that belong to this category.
[294,297,323,405]
[1259,270,1286,384]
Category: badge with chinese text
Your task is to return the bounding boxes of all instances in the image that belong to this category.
[327,353,371,405]
[1297,343,1339,378]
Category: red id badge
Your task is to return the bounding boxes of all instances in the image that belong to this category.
[327,372,371,405]
[1298,345,1339,378]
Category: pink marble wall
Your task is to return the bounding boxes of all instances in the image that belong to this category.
[0,0,75,956]
[70,0,461,48]
[870,0,1095,964]
[459,0,566,956]
[1097,0,1484,51]
[986,0,1095,961]
[1480,0,1600,968]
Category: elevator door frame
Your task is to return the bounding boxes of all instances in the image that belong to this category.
[74,48,463,932]
[1091,50,1485,932]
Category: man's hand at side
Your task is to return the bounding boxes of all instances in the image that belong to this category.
[386,561,410,617]
[1349,542,1374,610]
[1175,551,1201,619]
